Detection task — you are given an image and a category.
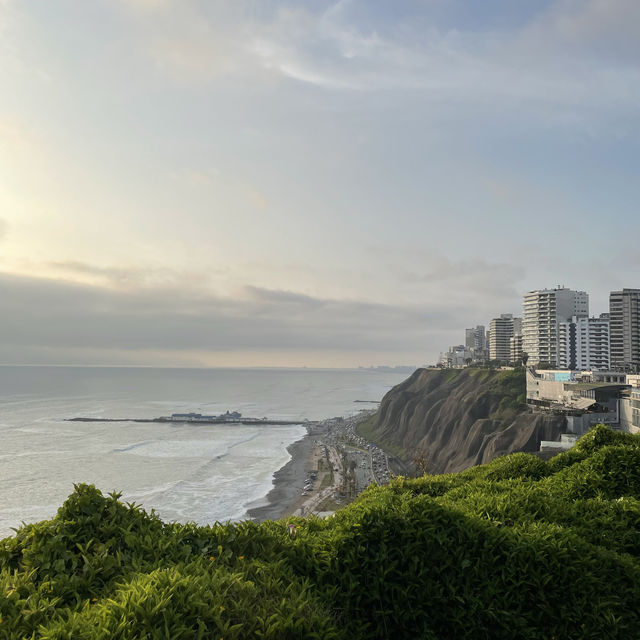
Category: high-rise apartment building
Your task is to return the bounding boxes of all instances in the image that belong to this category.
[522,287,589,366]
[465,325,486,351]
[610,289,640,372]
[489,314,521,362]
[558,314,610,371]
[510,333,524,364]
[464,329,474,349]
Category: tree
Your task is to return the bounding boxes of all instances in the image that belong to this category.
[521,352,529,367]
[412,448,429,476]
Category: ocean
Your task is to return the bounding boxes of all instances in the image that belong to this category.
[0,366,410,538]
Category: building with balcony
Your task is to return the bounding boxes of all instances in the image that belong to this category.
[489,314,521,362]
[620,389,640,434]
[609,288,640,372]
[510,333,524,364]
[464,325,488,362]
[558,314,610,371]
[522,287,589,367]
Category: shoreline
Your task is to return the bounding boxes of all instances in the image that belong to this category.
[245,427,320,522]
[246,411,380,522]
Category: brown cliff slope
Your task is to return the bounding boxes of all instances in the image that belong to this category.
[359,368,566,474]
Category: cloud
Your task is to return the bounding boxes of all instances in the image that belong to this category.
[244,286,322,306]
[370,249,526,316]
[395,255,524,290]
[47,260,220,292]
[109,0,639,141]
[49,261,147,286]
[254,0,640,119]
[0,270,465,365]
[6,246,625,366]
[530,0,640,62]
[14,245,532,357]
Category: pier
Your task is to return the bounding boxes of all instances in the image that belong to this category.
[65,417,310,426]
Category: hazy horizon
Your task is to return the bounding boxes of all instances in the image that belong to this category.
[2,1,639,367]
[0,363,419,370]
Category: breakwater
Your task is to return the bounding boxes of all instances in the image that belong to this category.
[66,417,310,426]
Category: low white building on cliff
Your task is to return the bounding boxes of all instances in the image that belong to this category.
[526,368,631,434]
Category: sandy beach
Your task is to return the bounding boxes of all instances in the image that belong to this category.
[246,429,319,521]
[246,411,385,522]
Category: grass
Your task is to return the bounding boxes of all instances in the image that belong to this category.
[314,496,343,512]
[319,470,334,489]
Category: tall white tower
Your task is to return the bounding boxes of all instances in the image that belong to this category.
[522,287,589,367]
[558,314,610,371]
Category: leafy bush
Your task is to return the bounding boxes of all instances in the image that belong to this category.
[476,452,550,481]
[572,423,640,455]
[38,559,340,640]
[309,492,640,640]
[2,425,640,639]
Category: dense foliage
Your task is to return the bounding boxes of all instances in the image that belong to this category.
[2,424,639,639]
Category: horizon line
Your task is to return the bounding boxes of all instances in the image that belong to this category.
[0,363,421,371]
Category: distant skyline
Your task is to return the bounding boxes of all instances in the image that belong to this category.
[1,0,639,367]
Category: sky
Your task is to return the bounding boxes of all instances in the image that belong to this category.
[1,0,639,368]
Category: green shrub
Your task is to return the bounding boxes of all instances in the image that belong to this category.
[2,425,640,639]
[386,473,468,498]
[308,493,640,639]
[37,559,341,640]
[545,446,590,473]
[0,485,175,605]
[478,452,550,481]
[573,424,640,455]
[544,445,640,500]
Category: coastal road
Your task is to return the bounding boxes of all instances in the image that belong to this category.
[294,443,344,517]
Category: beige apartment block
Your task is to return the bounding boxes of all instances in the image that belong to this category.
[489,314,521,362]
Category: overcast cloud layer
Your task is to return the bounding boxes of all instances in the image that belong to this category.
[1,0,639,366]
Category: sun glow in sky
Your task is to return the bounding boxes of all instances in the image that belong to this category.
[1,0,639,367]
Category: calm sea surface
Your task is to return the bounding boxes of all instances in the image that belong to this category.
[0,366,410,538]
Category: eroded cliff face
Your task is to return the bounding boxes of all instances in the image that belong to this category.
[362,368,566,474]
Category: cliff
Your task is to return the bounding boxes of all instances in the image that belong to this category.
[359,367,566,474]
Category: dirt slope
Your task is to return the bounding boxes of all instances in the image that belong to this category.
[361,368,566,474]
